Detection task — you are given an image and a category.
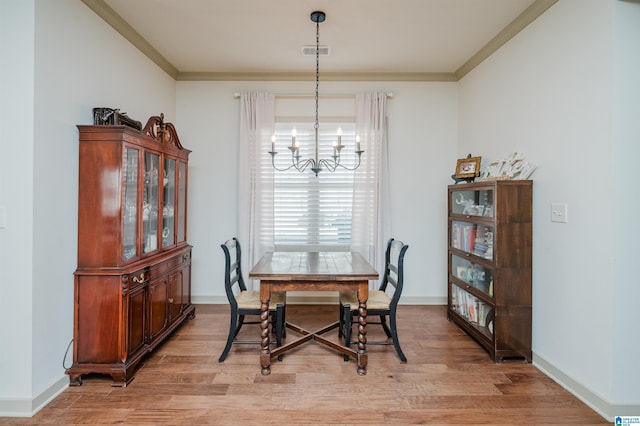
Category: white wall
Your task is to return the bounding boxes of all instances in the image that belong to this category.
[612,0,640,406]
[0,0,177,416]
[0,0,36,407]
[458,0,638,418]
[176,81,458,304]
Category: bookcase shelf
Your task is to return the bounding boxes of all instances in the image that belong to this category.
[447,180,532,362]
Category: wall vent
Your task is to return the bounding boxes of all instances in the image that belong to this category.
[301,45,330,56]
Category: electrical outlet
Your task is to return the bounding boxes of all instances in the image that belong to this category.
[551,203,568,223]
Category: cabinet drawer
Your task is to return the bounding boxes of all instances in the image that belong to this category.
[124,269,148,288]
[166,255,184,271]
[146,251,189,279]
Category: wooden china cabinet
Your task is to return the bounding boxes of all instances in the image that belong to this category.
[447,180,532,362]
[67,114,194,386]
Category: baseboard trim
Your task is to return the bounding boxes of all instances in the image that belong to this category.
[533,353,626,422]
[191,295,447,305]
[0,375,68,417]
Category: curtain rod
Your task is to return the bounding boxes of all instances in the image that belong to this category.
[233,92,393,99]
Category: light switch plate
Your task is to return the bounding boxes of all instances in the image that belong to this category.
[551,203,568,223]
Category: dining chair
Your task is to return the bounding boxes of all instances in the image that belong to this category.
[338,238,409,362]
[219,237,286,362]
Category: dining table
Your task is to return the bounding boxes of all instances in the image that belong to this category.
[249,251,378,375]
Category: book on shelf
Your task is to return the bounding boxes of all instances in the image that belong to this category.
[467,297,477,323]
[452,224,462,249]
[465,226,476,252]
[484,247,493,260]
[472,242,488,257]
[478,303,492,327]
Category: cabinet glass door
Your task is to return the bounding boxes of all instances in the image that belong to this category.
[450,283,494,338]
[162,158,176,247]
[123,147,139,260]
[143,152,160,253]
[450,253,493,297]
[177,161,187,243]
[451,188,494,218]
[451,220,494,260]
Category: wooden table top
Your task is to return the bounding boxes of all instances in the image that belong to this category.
[249,251,378,282]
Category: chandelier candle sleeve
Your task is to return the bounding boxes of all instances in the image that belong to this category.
[291,128,296,150]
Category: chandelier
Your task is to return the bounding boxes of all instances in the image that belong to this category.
[269,11,363,176]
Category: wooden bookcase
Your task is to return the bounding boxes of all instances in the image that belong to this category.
[447,180,532,362]
[67,115,195,386]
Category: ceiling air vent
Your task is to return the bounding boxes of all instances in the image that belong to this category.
[302,45,330,56]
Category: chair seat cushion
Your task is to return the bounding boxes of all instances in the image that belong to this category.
[339,290,390,310]
[237,290,286,310]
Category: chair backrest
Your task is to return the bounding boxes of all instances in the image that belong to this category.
[379,238,409,306]
[221,237,247,309]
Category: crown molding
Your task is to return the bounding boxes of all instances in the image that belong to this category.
[82,0,556,83]
[455,0,558,79]
[177,71,457,82]
[80,0,179,79]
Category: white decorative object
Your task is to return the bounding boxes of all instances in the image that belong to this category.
[477,152,537,181]
[455,193,475,214]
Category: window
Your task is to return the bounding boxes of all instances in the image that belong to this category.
[265,121,359,251]
[239,91,388,277]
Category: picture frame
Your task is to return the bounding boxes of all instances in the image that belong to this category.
[455,156,482,179]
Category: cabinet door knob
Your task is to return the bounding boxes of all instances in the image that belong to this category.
[132,272,145,283]
[168,297,174,304]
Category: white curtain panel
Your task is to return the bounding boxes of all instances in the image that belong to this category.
[351,92,391,282]
[238,92,275,288]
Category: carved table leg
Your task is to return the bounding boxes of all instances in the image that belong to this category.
[357,284,368,375]
[260,282,271,375]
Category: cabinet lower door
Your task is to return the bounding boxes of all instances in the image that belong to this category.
[168,271,183,321]
[148,278,169,340]
[128,285,147,357]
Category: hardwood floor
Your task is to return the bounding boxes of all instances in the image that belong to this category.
[2,305,607,425]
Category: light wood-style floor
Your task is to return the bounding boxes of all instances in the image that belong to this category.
[2,305,607,425]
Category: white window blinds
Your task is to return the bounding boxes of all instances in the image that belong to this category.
[265,121,359,251]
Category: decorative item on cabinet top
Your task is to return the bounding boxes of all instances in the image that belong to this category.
[476,152,537,182]
[452,152,538,184]
[452,154,481,184]
[92,107,142,130]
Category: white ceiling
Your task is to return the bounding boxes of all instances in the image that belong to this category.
[87,0,556,80]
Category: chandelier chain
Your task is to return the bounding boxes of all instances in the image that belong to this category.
[269,11,363,176]
[315,18,320,131]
